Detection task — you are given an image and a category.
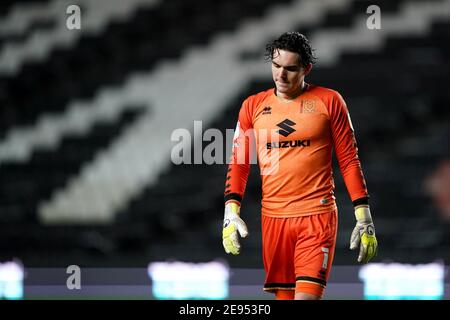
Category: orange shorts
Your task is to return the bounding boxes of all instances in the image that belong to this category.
[262,211,338,298]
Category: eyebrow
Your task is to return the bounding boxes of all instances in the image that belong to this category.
[272,61,301,70]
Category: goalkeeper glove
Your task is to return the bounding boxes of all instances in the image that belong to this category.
[222,201,248,255]
[350,205,378,263]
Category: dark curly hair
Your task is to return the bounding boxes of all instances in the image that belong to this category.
[265,32,317,67]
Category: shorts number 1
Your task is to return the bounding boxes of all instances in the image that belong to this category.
[321,247,329,269]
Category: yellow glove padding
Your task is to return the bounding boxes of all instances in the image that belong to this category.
[222,202,248,255]
[350,205,378,263]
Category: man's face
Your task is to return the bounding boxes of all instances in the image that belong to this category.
[271,49,311,99]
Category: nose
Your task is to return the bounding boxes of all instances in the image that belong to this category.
[279,68,287,79]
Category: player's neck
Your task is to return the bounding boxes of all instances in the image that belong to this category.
[276,82,308,102]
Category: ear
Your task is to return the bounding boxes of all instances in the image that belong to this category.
[303,63,313,76]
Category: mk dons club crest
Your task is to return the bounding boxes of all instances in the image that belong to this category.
[301,100,316,113]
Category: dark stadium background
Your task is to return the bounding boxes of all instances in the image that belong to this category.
[0,0,449,299]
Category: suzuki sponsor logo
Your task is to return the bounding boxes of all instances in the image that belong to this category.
[267,139,311,149]
[276,119,296,137]
[269,118,310,149]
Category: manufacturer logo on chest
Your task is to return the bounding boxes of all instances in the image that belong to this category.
[262,106,272,115]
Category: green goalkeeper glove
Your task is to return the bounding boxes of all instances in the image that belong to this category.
[222,201,248,255]
[350,205,378,263]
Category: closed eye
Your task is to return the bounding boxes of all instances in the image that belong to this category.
[272,62,300,72]
[285,66,301,72]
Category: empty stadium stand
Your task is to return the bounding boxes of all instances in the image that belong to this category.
[0,0,449,271]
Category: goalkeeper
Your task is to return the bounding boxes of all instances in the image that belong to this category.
[222,32,378,300]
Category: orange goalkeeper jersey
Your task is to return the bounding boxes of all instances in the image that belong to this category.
[224,84,368,217]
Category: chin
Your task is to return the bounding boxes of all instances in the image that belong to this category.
[276,85,290,93]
